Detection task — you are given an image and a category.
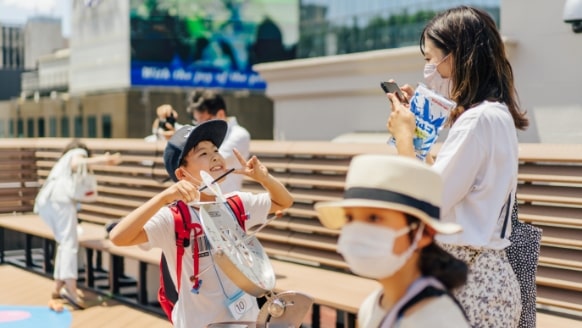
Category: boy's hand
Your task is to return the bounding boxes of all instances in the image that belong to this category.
[162,179,200,204]
[233,148,269,183]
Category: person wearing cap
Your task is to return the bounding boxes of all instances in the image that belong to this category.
[109,120,293,328]
[188,89,250,193]
[316,155,469,328]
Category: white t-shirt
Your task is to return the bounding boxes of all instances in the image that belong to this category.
[144,191,271,328]
[359,287,469,328]
[358,288,388,328]
[433,101,518,249]
[34,148,88,207]
[219,117,251,193]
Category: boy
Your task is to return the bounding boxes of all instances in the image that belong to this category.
[109,120,293,328]
[188,89,251,193]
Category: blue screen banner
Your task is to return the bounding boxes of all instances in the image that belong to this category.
[130,0,298,90]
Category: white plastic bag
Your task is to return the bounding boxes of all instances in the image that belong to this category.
[389,83,456,160]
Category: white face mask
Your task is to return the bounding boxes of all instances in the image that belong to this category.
[337,221,424,279]
[423,55,452,98]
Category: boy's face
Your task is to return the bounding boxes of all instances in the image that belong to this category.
[180,140,227,183]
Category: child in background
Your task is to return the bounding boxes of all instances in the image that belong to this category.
[315,155,469,328]
[109,120,292,328]
[35,139,122,310]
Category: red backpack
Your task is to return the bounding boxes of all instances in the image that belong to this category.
[158,195,247,322]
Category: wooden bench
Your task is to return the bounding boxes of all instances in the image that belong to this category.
[1,139,582,323]
[516,144,582,313]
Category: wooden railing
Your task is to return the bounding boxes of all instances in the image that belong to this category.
[1,139,582,318]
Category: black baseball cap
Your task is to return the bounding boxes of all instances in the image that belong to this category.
[163,120,227,182]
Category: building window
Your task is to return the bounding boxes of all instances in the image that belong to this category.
[17,118,23,138]
[61,116,70,137]
[9,119,14,137]
[49,117,57,137]
[38,118,45,137]
[88,116,97,138]
[0,119,5,138]
[102,115,112,138]
[27,118,34,137]
[74,116,83,137]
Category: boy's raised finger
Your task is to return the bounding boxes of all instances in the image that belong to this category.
[233,148,247,165]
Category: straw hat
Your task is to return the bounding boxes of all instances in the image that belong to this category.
[315,155,462,234]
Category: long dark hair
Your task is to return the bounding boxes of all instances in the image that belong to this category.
[405,214,468,290]
[420,6,528,130]
[62,139,91,157]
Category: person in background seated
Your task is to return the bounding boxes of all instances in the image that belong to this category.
[315,155,469,328]
[188,89,250,193]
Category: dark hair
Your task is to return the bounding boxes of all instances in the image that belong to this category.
[405,214,468,290]
[62,139,91,157]
[188,89,227,116]
[420,6,528,130]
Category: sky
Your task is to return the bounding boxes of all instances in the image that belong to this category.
[0,0,71,36]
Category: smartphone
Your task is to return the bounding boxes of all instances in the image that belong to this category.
[380,81,408,104]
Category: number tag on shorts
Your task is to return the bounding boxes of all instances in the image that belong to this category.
[226,290,255,320]
[225,289,253,319]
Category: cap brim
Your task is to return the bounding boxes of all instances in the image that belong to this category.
[315,199,462,234]
[180,120,227,163]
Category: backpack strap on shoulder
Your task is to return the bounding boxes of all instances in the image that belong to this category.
[226,194,247,232]
[170,201,190,292]
[396,286,468,321]
[397,286,445,318]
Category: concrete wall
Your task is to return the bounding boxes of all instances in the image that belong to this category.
[24,17,66,70]
[501,0,582,143]
[255,0,582,143]
[69,0,130,95]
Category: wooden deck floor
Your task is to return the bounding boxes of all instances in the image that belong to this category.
[0,265,169,328]
[1,264,581,328]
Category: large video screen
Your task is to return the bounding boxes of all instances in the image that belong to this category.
[130,0,298,90]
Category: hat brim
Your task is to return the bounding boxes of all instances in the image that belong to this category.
[179,120,227,164]
[315,199,462,234]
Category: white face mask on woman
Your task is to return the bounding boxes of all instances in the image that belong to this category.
[424,55,451,98]
[337,221,424,279]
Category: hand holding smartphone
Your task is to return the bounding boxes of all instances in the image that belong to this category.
[380,81,408,104]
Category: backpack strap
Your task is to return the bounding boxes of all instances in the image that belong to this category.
[170,201,190,292]
[226,194,248,232]
[397,286,445,318]
[170,197,245,295]
[397,286,468,321]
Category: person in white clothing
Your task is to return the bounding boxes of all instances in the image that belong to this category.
[145,104,184,142]
[386,6,529,328]
[315,155,469,328]
[188,89,251,193]
[109,121,293,328]
[34,139,121,311]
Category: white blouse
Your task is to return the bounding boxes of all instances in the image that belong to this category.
[433,101,518,249]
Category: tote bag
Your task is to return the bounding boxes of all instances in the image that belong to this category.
[504,195,542,328]
[70,161,98,202]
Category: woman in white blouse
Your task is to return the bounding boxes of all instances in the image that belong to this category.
[386,6,529,328]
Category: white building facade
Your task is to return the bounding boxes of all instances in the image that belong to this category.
[255,0,582,143]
